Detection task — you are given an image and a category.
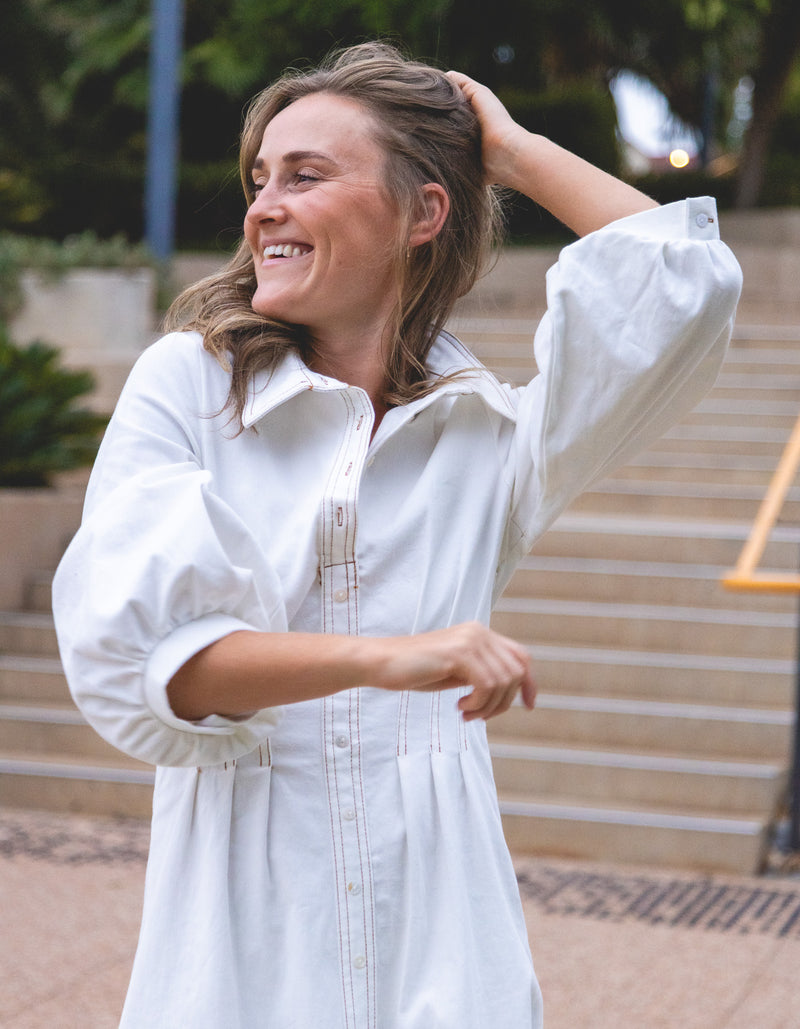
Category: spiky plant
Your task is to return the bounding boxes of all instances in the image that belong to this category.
[0,325,107,487]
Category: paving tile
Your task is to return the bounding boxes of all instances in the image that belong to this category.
[721,938,800,1029]
[0,813,146,1028]
[3,809,800,1028]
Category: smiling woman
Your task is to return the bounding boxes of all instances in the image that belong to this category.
[52,40,741,1029]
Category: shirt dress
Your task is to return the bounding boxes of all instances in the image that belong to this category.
[52,199,742,1028]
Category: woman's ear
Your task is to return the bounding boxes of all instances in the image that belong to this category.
[408,183,450,247]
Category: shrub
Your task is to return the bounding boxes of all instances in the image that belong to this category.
[0,324,107,487]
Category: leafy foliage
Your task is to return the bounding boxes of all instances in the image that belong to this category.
[0,325,107,487]
[2,0,799,241]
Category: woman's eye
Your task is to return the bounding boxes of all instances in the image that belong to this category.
[295,171,320,184]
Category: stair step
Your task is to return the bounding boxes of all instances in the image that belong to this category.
[571,479,800,521]
[660,423,796,443]
[0,612,59,657]
[524,643,794,707]
[491,597,797,659]
[497,794,769,874]
[489,694,793,760]
[626,450,791,472]
[731,323,800,343]
[686,409,799,430]
[490,739,785,813]
[720,354,800,376]
[0,753,154,818]
[0,655,68,702]
[610,462,781,489]
[0,702,132,763]
[657,421,793,447]
[505,555,797,611]
[531,512,800,566]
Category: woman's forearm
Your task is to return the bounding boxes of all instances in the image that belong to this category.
[494,127,658,237]
[166,622,536,723]
[166,630,371,721]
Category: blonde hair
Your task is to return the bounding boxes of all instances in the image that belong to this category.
[166,42,504,426]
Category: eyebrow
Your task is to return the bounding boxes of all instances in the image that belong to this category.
[251,150,336,173]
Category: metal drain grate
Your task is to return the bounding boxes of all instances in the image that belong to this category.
[517,865,800,938]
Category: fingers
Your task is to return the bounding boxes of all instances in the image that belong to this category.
[445,69,477,95]
[372,621,536,722]
[453,625,536,722]
[446,70,522,189]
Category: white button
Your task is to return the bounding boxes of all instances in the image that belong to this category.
[343,808,356,821]
[695,212,709,228]
[333,588,348,603]
[348,882,362,896]
[353,955,366,969]
[335,734,349,748]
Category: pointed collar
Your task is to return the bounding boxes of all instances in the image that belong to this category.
[241,330,518,429]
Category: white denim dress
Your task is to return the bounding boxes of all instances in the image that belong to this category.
[53,199,741,1028]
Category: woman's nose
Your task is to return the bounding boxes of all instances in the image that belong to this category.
[246,184,287,224]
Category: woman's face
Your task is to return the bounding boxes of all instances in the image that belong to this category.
[244,92,402,346]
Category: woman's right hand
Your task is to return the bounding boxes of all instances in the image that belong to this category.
[366,621,536,721]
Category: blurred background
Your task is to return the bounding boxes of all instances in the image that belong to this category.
[2,0,799,254]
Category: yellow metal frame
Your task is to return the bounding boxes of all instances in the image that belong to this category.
[723,412,800,593]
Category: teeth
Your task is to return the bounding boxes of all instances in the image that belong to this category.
[263,244,309,259]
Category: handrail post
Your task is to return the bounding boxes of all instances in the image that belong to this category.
[722,407,800,855]
[792,591,800,850]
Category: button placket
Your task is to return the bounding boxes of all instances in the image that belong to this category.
[320,390,376,1027]
[320,391,371,638]
[325,690,376,1026]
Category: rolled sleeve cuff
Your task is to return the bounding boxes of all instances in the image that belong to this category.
[606,197,721,242]
[144,613,283,738]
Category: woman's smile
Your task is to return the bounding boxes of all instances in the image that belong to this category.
[261,243,313,260]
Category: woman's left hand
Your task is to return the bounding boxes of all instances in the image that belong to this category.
[446,70,524,189]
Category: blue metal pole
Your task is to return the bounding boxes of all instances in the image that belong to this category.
[145,0,185,261]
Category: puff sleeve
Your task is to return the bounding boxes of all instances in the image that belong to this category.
[52,334,288,768]
[505,197,742,558]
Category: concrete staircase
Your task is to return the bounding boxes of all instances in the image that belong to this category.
[0,579,155,818]
[1,313,799,874]
[455,315,800,874]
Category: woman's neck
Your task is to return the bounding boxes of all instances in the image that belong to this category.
[306,337,391,435]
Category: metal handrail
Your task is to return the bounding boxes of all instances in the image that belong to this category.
[723,408,800,851]
[723,411,800,592]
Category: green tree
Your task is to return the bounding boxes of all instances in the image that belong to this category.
[733,0,800,206]
[3,0,798,245]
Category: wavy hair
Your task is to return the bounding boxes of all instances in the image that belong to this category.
[165,42,504,427]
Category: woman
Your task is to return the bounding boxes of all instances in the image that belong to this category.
[53,42,741,1028]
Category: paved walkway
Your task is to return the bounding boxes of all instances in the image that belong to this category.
[2,808,800,1027]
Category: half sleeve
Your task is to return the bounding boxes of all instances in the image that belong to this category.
[52,334,288,768]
